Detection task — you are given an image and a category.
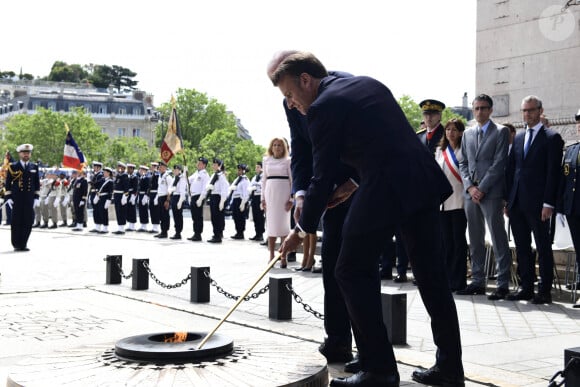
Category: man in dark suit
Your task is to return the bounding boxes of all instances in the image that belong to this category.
[457,94,512,300]
[417,99,445,154]
[269,51,463,387]
[71,170,88,231]
[278,64,359,370]
[4,144,40,251]
[506,95,564,304]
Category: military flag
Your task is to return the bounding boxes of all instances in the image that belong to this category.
[62,123,86,170]
[160,96,183,164]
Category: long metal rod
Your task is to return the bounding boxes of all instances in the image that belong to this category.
[197,253,282,349]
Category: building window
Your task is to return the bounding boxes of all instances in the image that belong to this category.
[84,104,92,113]
[98,105,107,114]
[33,102,41,110]
[48,102,56,111]
[118,107,126,115]
[132,107,141,115]
[132,128,141,137]
[117,128,126,136]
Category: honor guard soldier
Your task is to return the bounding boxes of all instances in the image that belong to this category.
[36,170,51,228]
[205,158,229,243]
[89,162,104,229]
[63,170,77,227]
[56,171,70,226]
[248,161,265,241]
[559,108,580,305]
[418,99,446,155]
[4,144,40,251]
[170,164,187,239]
[125,163,138,231]
[94,167,114,234]
[71,170,88,231]
[45,170,59,228]
[113,162,130,234]
[148,162,161,234]
[229,164,250,240]
[154,161,172,238]
[188,157,210,241]
[137,165,151,232]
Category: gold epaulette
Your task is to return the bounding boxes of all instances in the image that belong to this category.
[416,128,427,134]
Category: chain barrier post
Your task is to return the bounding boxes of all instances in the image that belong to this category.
[381,292,406,345]
[563,348,580,386]
[269,276,292,320]
[132,258,149,290]
[191,267,210,303]
[105,255,122,285]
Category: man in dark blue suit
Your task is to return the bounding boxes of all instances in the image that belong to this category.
[280,63,360,370]
[4,144,40,251]
[269,51,463,387]
[506,95,564,304]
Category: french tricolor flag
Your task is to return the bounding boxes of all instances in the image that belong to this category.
[62,124,86,170]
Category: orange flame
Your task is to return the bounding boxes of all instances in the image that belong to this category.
[164,332,188,343]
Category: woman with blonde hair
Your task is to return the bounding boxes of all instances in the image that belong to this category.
[261,137,293,267]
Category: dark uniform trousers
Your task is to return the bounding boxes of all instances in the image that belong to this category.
[335,205,462,375]
[231,197,248,234]
[11,195,35,249]
[138,193,149,224]
[320,197,353,348]
[114,193,127,225]
[149,192,160,224]
[171,195,183,234]
[158,195,170,233]
[126,201,137,223]
[209,194,225,237]
[250,195,265,236]
[190,194,203,235]
[96,194,110,226]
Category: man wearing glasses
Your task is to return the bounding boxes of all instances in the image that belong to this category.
[458,94,512,300]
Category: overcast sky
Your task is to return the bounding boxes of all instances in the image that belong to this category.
[3,0,476,147]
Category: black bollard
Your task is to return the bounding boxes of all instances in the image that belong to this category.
[269,276,292,320]
[564,347,580,386]
[105,255,122,285]
[132,258,149,290]
[191,267,210,303]
[381,292,407,345]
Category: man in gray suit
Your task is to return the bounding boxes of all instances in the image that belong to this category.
[458,94,512,300]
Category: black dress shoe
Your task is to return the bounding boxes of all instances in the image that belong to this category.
[249,234,263,241]
[330,371,400,387]
[293,267,304,272]
[532,293,552,304]
[58,223,67,227]
[48,224,57,229]
[14,247,30,252]
[412,365,464,387]
[207,236,222,243]
[231,234,244,240]
[506,289,534,301]
[260,240,268,246]
[311,266,322,273]
[455,283,486,295]
[89,229,99,233]
[40,224,48,229]
[112,231,125,235]
[192,234,202,241]
[344,355,361,373]
[154,233,168,238]
[170,234,181,240]
[318,341,353,363]
[287,251,297,262]
[487,287,509,300]
[32,223,40,228]
[393,274,408,283]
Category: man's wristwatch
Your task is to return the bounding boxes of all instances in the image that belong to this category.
[294,226,306,239]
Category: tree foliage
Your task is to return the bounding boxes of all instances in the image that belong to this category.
[102,136,158,167]
[90,65,138,91]
[2,107,108,167]
[398,94,467,131]
[47,61,89,83]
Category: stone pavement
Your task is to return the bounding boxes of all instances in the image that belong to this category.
[0,216,579,386]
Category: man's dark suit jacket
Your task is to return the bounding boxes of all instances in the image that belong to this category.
[285,71,356,194]
[417,123,444,155]
[299,75,452,236]
[506,126,563,213]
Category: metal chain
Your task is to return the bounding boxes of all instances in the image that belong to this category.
[286,283,324,320]
[111,257,132,279]
[203,270,269,301]
[142,261,191,289]
[548,357,580,387]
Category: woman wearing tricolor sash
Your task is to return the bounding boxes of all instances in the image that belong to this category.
[435,118,468,292]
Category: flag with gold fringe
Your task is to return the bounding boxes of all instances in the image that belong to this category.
[62,124,86,170]
[160,96,183,164]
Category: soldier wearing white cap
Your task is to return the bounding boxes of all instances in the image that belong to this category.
[89,161,104,230]
[137,165,150,232]
[42,169,59,229]
[5,144,40,251]
[148,162,161,233]
[188,157,210,241]
[125,163,138,231]
[93,167,114,233]
[113,162,129,234]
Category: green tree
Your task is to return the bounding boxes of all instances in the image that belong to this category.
[398,95,466,131]
[90,65,138,92]
[103,136,158,167]
[47,61,88,83]
[2,107,107,167]
[0,70,16,79]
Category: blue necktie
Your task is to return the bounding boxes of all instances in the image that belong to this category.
[524,128,534,157]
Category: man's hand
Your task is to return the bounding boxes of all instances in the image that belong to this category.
[327,180,358,208]
[239,200,247,212]
[53,198,60,208]
[541,207,553,222]
[62,195,70,207]
[293,196,304,224]
[219,199,226,211]
[195,197,203,207]
[284,199,293,212]
[279,231,302,258]
[177,198,184,210]
[153,195,159,206]
[129,195,136,205]
[467,186,485,204]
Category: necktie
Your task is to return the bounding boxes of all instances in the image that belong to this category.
[477,127,483,149]
[426,130,435,141]
[524,128,534,157]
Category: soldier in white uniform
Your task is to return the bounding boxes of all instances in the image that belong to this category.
[188,157,210,241]
[248,161,265,241]
[153,161,173,238]
[229,164,250,239]
[169,164,187,239]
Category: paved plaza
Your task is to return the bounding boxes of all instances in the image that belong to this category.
[1,215,580,386]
